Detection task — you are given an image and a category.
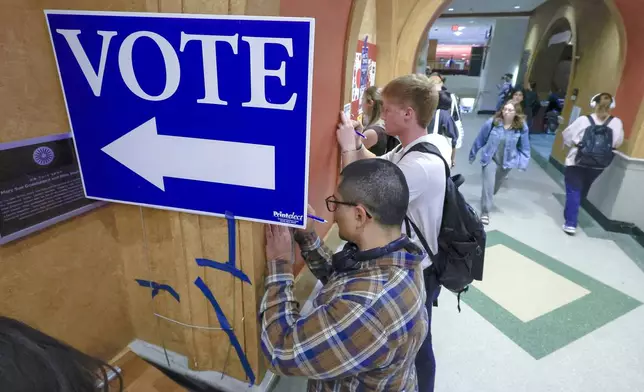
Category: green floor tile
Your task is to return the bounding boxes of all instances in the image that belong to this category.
[463,230,642,359]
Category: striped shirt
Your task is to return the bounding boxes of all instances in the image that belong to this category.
[260,231,428,391]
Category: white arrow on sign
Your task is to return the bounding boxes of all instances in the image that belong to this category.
[101,118,275,191]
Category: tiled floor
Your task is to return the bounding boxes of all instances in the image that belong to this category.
[273,114,644,391]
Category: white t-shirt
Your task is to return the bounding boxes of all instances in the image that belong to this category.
[562,114,624,167]
[381,134,447,269]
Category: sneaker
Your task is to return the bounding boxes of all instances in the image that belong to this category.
[562,225,576,235]
[481,215,490,225]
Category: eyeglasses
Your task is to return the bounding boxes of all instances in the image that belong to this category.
[325,195,372,218]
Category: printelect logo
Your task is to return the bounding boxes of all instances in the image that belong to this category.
[273,211,303,222]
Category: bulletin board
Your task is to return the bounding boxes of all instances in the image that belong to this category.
[350,36,378,123]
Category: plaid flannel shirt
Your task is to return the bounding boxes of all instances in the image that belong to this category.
[260,230,428,392]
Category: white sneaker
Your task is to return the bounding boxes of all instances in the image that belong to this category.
[562,225,576,235]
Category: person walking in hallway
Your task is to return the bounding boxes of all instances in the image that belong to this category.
[524,82,540,132]
[469,101,531,225]
[496,73,513,111]
[561,93,624,235]
[337,74,447,392]
[361,86,400,156]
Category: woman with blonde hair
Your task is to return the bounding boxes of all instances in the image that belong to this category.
[469,100,531,225]
[361,86,400,155]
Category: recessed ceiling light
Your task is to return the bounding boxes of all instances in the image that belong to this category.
[469,20,475,23]
[448,8,454,11]
[514,5,520,9]
[458,26,466,31]
[454,31,463,36]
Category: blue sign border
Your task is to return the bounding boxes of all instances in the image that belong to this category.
[44,10,315,229]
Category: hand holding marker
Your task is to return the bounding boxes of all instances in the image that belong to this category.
[351,114,367,139]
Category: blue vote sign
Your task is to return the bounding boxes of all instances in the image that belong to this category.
[45,10,314,228]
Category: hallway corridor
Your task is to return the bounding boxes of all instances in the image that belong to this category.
[431,114,644,391]
[274,114,644,392]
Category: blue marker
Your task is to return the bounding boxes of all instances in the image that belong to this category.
[355,130,367,139]
[308,214,327,223]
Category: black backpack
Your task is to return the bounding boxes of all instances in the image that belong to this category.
[401,142,486,310]
[576,116,615,169]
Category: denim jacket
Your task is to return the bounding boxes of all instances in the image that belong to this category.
[469,118,531,170]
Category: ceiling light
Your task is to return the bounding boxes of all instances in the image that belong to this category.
[469,20,475,23]
[454,31,463,36]
[448,8,454,11]
[514,5,520,9]
[462,54,468,56]
[458,26,466,31]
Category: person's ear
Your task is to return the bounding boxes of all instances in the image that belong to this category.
[353,205,370,228]
[404,106,414,121]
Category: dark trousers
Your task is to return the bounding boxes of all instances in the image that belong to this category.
[416,275,441,392]
[564,166,603,227]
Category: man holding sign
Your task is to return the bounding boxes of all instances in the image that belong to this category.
[261,159,427,391]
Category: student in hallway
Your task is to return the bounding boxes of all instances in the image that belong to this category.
[524,82,540,131]
[337,74,446,392]
[428,73,461,167]
[469,100,531,225]
[361,86,400,156]
[496,73,514,111]
[562,93,624,235]
[261,159,427,391]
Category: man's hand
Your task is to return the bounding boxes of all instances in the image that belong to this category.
[265,225,293,262]
[298,204,318,234]
[336,112,360,152]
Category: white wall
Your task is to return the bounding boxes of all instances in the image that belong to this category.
[588,153,644,231]
[477,18,530,112]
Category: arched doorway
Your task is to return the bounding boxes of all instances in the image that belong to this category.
[527,15,577,160]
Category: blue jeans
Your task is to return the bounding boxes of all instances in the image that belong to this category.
[564,166,603,227]
[415,275,441,392]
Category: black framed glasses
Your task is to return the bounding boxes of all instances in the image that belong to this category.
[325,195,372,218]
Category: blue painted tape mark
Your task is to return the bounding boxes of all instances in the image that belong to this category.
[226,212,236,268]
[195,258,251,285]
[194,277,256,385]
[135,279,181,303]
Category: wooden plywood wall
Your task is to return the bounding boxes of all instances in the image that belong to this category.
[0,0,272,383]
[0,0,153,359]
[111,0,278,385]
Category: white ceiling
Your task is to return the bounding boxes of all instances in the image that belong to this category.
[443,0,548,14]
[429,18,495,45]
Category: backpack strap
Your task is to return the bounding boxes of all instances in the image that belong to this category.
[400,142,450,258]
[431,110,440,135]
[603,116,614,127]
[587,115,595,126]
[400,141,450,177]
[450,94,461,121]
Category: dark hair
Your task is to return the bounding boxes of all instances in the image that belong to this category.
[594,92,613,103]
[363,86,383,128]
[494,100,525,130]
[510,89,526,109]
[339,159,409,227]
[0,316,122,392]
[437,90,452,110]
[530,82,537,89]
